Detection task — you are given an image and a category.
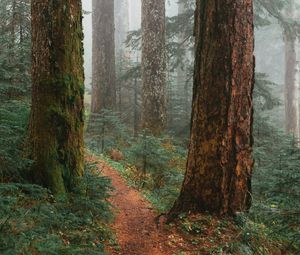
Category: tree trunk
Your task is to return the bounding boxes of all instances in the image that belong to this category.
[133,75,139,137]
[169,0,254,216]
[91,0,116,112]
[29,0,85,194]
[141,0,166,135]
[115,0,129,54]
[177,0,188,115]
[284,1,299,141]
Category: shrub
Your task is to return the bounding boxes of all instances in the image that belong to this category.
[0,100,31,182]
[0,161,113,255]
[85,109,128,154]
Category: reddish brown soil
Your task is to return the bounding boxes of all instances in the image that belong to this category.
[87,156,283,255]
[96,159,175,255]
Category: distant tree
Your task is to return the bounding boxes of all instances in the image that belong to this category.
[176,0,190,121]
[141,0,166,135]
[169,0,255,216]
[115,0,129,54]
[283,0,299,140]
[91,0,116,113]
[115,0,129,113]
[0,0,31,96]
[29,0,85,194]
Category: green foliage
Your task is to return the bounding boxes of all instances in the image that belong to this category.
[251,120,300,252]
[170,213,280,255]
[254,73,280,111]
[0,0,31,182]
[126,132,184,188]
[86,109,128,154]
[105,132,185,212]
[0,100,30,182]
[0,0,31,97]
[0,161,112,255]
[250,71,300,252]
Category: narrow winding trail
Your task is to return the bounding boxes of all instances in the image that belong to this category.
[95,158,178,255]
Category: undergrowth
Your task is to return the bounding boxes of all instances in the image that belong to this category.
[0,161,113,255]
[100,127,300,254]
[168,213,282,255]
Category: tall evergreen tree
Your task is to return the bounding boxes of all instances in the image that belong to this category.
[283,0,299,140]
[169,0,255,216]
[91,0,116,113]
[115,0,129,54]
[176,0,190,107]
[0,0,31,94]
[29,0,85,194]
[141,0,166,135]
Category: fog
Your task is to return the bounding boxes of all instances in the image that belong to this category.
[82,0,178,88]
[1,1,299,252]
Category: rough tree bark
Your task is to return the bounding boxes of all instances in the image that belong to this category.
[29,0,85,194]
[284,0,299,141]
[91,0,116,112]
[141,0,166,135]
[169,0,254,216]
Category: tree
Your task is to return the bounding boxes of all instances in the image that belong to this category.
[169,0,255,216]
[115,0,129,54]
[29,0,85,194]
[91,0,116,113]
[0,0,31,94]
[176,0,192,120]
[283,1,299,140]
[115,0,129,113]
[141,0,166,135]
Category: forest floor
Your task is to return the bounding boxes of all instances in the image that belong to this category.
[87,156,283,255]
[93,157,182,255]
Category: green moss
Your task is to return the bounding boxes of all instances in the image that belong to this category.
[29,1,85,195]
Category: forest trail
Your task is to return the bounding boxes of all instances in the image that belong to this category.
[91,157,178,255]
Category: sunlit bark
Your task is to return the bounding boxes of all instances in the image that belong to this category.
[169,0,254,216]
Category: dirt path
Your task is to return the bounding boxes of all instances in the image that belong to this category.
[95,159,177,255]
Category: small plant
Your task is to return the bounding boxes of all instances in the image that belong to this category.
[86,109,128,154]
[0,100,31,183]
[0,161,113,255]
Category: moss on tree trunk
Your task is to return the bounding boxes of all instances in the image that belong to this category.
[29,0,85,194]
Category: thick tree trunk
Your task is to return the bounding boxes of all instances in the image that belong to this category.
[169,0,254,216]
[91,0,116,112]
[284,1,299,141]
[29,0,85,194]
[141,0,166,135]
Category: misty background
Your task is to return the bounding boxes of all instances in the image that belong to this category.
[82,0,288,130]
